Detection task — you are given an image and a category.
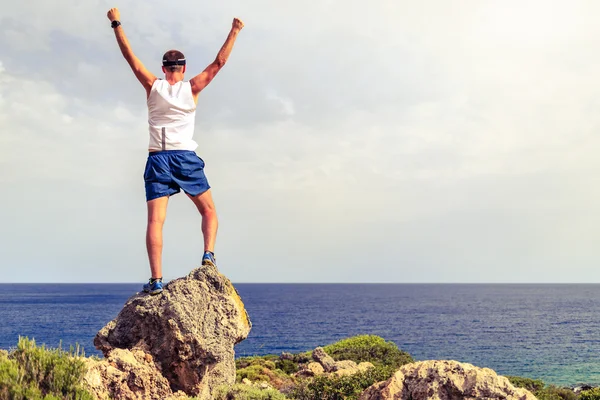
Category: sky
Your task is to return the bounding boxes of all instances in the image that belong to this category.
[0,1,599,283]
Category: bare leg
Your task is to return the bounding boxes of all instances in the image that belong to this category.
[187,189,218,253]
[146,196,169,279]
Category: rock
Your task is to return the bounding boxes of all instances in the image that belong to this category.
[82,349,188,400]
[333,360,359,376]
[574,384,595,393]
[312,347,337,372]
[359,360,536,400]
[242,378,252,385]
[280,352,294,360]
[92,264,251,399]
[333,360,375,377]
[258,382,273,390]
[0,349,8,359]
[358,362,375,372]
[297,361,326,377]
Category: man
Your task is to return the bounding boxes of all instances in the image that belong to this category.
[107,8,244,295]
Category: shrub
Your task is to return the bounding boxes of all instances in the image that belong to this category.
[0,337,93,400]
[506,376,545,393]
[535,385,577,400]
[321,335,413,369]
[275,359,299,375]
[291,364,395,400]
[581,388,600,400]
[236,356,295,390]
[237,355,279,370]
[215,384,289,400]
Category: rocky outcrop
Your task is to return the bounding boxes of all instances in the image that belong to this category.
[89,264,251,400]
[299,347,374,378]
[82,349,186,400]
[359,360,536,400]
[297,361,326,377]
[312,347,337,372]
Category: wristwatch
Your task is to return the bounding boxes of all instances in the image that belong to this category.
[111,20,121,28]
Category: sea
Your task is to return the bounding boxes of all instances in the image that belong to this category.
[1,283,600,387]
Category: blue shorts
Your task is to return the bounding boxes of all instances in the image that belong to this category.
[143,150,211,202]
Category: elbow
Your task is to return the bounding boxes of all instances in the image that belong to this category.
[214,58,226,68]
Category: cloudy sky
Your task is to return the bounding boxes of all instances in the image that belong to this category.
[1,1,598,283]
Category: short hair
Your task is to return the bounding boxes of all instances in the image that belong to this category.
[162,49,185,73]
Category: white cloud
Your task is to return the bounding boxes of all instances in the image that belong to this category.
[0,1,599,283]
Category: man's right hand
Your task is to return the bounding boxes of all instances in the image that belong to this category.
[107,8,120,22]
[232,17,244,31]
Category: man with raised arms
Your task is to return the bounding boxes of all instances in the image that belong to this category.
[107,7,244,295]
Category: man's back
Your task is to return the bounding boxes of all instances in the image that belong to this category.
[147,80,197,152]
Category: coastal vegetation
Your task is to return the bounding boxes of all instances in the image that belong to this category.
[3,334,600,400]
[0,337,93,400]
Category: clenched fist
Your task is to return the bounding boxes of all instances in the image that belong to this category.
[107,8,120,22]
[232,17,244,31]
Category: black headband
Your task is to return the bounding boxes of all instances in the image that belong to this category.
[162,58,186,66]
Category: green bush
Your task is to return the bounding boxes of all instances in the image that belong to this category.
[321,335,413,369]
[237,355,279,370]
[215,384,289,400]
[0,337,93,400]
[275,359,299,375]
[580,388,600,400]
[506,376,545,393]
[236,356,295,390]
[291,364,395,400]
[535,385,577,400]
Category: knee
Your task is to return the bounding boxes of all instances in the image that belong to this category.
[199,204,217,218]
[147,216,166,226]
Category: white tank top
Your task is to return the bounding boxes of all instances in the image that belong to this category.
[147,80,198,152]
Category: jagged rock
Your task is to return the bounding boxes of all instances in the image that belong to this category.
[359,360,536,400]
[82,349,187,400]
[312,347,337,372]
[93,264,251,399]
[297,361,326,377]
[280,352,294,360]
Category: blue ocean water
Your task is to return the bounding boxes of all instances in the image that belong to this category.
[1,283,599,386]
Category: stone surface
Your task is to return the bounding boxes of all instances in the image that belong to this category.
[83,349,186,400]
[312,347,337,372]
[333,360,359,376]
[297,361,326,377]
[333,360,376,377]
[92,264,251,399]
[359,360,536,400]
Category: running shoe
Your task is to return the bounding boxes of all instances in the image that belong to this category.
[202,251,217,267]
[143,278,163,295]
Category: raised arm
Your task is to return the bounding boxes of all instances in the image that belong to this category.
[190,18,244,100]
[107,8,157,97]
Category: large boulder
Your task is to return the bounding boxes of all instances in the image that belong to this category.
[359,360,536,400]
[92,264,251,399]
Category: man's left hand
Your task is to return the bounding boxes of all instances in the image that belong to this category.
[107,8,120,22]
